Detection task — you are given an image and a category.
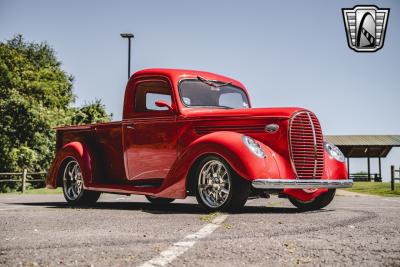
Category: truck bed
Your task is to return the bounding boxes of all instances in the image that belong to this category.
[55,121,126,183]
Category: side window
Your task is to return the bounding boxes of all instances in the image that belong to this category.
[135,80,173,113]
[146,93,172,111]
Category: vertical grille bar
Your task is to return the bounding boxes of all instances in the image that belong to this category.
[289,111,324,179]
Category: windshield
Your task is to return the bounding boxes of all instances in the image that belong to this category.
[179,79,250,109]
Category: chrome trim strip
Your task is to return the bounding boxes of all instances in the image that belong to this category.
[306,112,318,179]
[252,179,353,189]
[287,111,303,179]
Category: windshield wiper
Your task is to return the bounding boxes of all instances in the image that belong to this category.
[197,76,232,88]
[193,105,234,109]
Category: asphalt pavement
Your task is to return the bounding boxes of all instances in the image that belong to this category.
[0,191,400,266]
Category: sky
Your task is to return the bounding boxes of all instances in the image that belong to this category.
[1,0,399,179]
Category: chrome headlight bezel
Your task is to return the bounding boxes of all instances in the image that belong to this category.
[242,135,266,158]
[324,142,345,162]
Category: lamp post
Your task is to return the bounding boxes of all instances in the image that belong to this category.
[120,33,134,80]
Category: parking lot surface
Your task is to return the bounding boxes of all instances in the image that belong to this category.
[1,191,399,266]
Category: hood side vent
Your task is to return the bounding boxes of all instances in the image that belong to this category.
[194,125,266,135]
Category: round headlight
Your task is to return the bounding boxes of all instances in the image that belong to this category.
[242,136,266,158]
[324,142,345,162]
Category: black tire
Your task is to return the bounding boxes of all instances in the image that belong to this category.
[289,189,336,211]
[194,155,250,212]
[61,157,101,206]
[145,195,174,205]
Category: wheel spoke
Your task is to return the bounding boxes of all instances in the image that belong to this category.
[68,168,73,179]
[202,163,212,177]
[199,184,210,190]
[67,186,75,198]
[216,164,222,176]
[220,170,227,179]
[220,188,229,195]
[76,184,82,195]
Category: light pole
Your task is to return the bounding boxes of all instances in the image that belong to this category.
[120,33,134,80]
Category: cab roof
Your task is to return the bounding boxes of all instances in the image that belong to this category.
[131,68,248,94]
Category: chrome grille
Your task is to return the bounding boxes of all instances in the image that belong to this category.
[289,111,324,179]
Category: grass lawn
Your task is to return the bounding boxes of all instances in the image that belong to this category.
[343,182,400,197]
[3,187,63,194]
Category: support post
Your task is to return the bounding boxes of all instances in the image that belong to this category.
[22,169,27,194]
[128,37,131,79]
[391,165,395,191]
[120,33,134,80]
[367,156,371,181]
[346,157,350,178]
[378,157,382,182]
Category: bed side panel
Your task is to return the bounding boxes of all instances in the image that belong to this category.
[58,122,125,183]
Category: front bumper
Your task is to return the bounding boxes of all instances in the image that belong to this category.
[252,179,353,189]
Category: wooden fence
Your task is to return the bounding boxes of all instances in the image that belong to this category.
[391,165,400,191]
[349,173,382,182]
[0,170,46,193]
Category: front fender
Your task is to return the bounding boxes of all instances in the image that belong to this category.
[323,150,348,179]
[157,131,280,198]
[46,142,94,189]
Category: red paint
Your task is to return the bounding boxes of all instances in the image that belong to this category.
[47,68,348,202]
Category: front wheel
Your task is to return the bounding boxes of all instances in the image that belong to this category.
[195,156,250,212]
[62,158,101,206]
[289,189,336,211]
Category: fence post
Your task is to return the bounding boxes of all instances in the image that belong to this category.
[391,165,395,191]
[22,169,27,194]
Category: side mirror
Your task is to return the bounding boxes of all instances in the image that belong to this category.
[155,100,173,111]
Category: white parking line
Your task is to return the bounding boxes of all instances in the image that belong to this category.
[138,214,228,267]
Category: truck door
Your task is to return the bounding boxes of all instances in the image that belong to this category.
[123,78,178,183]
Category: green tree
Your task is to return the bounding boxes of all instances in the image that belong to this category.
[71,100,112,125]
[0,35,111,191]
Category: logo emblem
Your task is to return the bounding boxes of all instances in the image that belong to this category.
[265,124,279,133]
[342,5,390,52]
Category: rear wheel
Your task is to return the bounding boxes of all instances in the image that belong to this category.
[195,156,250,212]
[62,158,101,206]
[289,189,336,211]
[145,195,174,205]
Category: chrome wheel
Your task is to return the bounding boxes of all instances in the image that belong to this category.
[63,159,83,201]
[197,159,231,208]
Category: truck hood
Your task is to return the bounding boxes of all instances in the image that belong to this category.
[181,107,314,160]
[180,107,307,120]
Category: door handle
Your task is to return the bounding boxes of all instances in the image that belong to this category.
[126,123,135,130]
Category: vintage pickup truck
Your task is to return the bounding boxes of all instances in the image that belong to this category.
[47,68,352,211]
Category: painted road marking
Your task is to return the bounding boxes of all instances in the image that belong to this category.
[138,214,228,267]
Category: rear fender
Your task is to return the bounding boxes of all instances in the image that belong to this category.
[157,131,280,198]
[46,142,94,189]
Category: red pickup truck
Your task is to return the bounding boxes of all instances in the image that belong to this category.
[47,68,352,211]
